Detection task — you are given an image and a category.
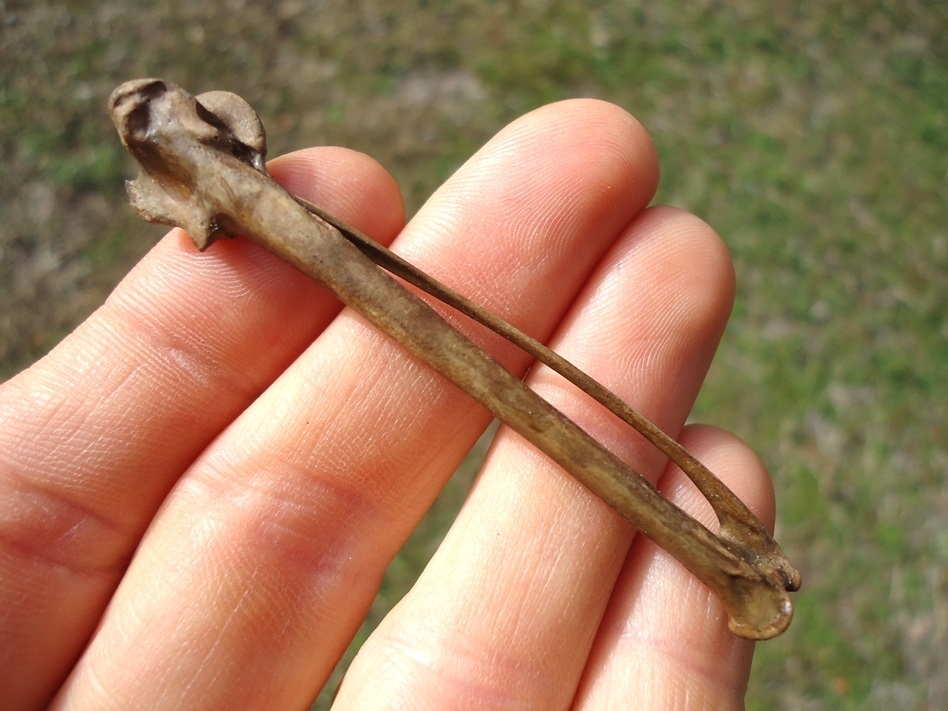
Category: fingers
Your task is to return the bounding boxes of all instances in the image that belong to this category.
[332,208,738,708]
[573,425,774,708]
[54,99,659,709]
[0,148,403,710]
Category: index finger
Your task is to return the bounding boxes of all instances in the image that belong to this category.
[0,147,404,709]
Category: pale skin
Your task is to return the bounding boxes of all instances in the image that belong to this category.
[0,99,774,708]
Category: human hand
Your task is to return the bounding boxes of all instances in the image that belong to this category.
[0,99,774,709]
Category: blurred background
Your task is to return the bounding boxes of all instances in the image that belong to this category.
[2,1,945,708]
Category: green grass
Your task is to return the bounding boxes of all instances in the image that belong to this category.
[2,1,945,707]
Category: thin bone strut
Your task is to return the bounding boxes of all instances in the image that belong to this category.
[109,78,800,639]
[301,195,778,542]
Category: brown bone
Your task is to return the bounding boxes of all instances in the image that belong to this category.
[109,78,800,639]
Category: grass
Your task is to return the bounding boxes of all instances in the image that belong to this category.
[2,1,945,707]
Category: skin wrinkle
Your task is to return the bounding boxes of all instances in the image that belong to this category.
[146,232,326,334]
[108,242,241,339]
[180,565,271,704]
[214,320,473,504]
[502,523,604,641]
[187,337,465,600]
[87,511,320,710]
[182,408,422,619]
[372,621,556,711]
[0,354,190,579]
[189,453,384,580]
[614,628,746,708]
[103,255,279,397]
[79,662,116,711]
[204,318,463,514]
[0,476,130,576]
[13,285,265,516]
